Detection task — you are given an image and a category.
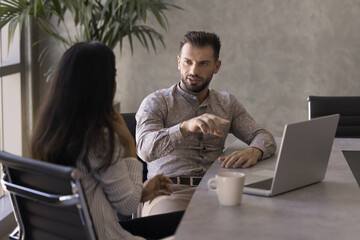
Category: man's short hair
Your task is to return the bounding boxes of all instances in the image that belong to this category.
[179,31,221,61]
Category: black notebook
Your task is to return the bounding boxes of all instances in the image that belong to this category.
[342,150,360,188]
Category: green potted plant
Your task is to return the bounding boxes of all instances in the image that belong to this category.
[0,0,180,75]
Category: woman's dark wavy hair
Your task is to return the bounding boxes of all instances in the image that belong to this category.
[31,41,118,170]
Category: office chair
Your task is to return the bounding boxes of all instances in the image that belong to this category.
[121,112,148,182]
[307,96,360,138]
[0,151,97,240]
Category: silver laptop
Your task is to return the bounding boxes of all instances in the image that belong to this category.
[243,114,340,197]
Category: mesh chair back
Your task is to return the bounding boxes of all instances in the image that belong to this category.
[308,96,360,138]
[0,151,97,240]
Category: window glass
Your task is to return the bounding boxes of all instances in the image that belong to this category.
[1,73,22,155]
[1,22,20,66]
[0,0,22,199]
[0,73,22,198]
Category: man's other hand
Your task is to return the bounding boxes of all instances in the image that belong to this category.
[218,147,263,168]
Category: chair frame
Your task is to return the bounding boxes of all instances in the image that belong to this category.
[0,151,97,240]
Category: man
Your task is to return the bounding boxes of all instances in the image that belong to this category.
[136,31,276,216]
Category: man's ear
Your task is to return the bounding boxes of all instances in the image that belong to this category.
[177,55,181,71]
[213,60,221,74]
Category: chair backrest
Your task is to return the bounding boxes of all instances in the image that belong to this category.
[307,96,360,138]
[0,151,97,240]
[121,113,137,140]
[121,112,148,182]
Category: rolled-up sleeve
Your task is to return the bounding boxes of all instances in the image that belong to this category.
[93,156,143,215]
[136,93,185,162]
[230,97,276,159]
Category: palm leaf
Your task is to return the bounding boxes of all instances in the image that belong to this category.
[0,0,182,72]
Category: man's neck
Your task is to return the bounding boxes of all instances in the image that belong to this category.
[179,83,209,104]
[196,90,209,104]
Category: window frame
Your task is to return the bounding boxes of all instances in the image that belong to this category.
[0,10,35,198]
[0,5,41,237]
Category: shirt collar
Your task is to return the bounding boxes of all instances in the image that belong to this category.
[176,82,211,107]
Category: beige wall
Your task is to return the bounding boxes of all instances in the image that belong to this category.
[114,0,360,137]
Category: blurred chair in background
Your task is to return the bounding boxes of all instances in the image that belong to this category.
[307,96,360,138]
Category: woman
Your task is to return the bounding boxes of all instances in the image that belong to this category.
[30,42,181,239]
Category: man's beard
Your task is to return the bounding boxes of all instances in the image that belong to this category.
[180,74,212,93]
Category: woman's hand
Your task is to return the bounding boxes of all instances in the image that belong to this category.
[112,108,137,158]
[141,174,174,202]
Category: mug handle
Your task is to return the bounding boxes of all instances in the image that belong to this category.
[207,178,217,192]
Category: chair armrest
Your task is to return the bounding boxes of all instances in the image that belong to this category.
[9,226,19,240]
[2,177,79,207]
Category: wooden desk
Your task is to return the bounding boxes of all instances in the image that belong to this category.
[174,138,360,240]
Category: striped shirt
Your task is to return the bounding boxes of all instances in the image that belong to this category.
[77,130,144,240]
[136,83,276,179]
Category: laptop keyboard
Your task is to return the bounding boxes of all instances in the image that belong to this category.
[245,178,273,190]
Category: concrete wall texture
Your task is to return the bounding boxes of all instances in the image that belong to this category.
[114,0,360,137]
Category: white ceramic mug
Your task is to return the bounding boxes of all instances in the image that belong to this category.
[207,172,245,206]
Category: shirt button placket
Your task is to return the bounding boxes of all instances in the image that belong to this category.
[199,143,206,158]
